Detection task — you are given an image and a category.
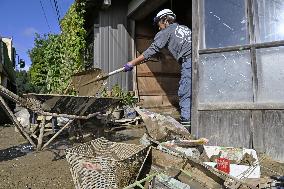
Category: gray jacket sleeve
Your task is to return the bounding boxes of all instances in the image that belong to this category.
[142,31,170,59]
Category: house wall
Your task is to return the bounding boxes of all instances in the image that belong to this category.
[93,0,132,91]
[0,37,16,124]
[192,0,284,162]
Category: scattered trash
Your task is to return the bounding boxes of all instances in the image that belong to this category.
[150,173,191,189]
[157,143,201,159]
[216,157,230,174]
[162,138,209,148]
[203,146,261,179]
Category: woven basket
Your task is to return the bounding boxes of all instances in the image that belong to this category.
[65,138,150,189]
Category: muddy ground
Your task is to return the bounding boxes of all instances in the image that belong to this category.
[0,124,146,189]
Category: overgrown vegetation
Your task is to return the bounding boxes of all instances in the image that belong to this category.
[28,1,87,94]
[16,70,40,95]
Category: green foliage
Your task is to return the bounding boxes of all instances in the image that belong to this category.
[121,92,137,106]
[2,41,16,83]
[102,84,137,107]
[28,1,87,94]
[111,84,124,98]
[28,34,50,92]
[16,70,39,95]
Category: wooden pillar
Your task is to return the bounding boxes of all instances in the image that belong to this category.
[36,116,46,151]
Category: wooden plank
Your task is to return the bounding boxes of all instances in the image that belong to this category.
[139,95,179,107]
[248,0,258,103]
[137,60,163,73]
[128,0,167,19]
[198,102,284,110]
[199,40,284,55]
[139,95,163,107]
[162,95,179,107]
[135,39,180,73]
[36,116,46,151]
[197,110,252,148]
[42,120,74,150]
[127,0,146,16]
[191,0,200,135]
[252,110,284,162]
[137,77,179,96]
[137,72,181,78]
[129,19,139,98]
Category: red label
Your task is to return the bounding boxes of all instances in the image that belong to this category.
[216,158,230,174]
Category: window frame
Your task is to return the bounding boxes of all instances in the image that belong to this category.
[197,0,284,110]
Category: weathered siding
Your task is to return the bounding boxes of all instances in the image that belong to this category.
[93,0,132,91]
[252,110,284,162]
[198,110,252,148]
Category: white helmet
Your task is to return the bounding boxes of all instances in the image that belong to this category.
[153,9,176,24]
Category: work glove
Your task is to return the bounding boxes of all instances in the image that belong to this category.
[123,63,133,72]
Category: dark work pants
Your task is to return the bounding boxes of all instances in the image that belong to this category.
[178,58,191,122]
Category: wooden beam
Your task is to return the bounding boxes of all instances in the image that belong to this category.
[191,0,200,136]
[137,72,181,78]
[127,0,147,17]
[42,120,74,150]
[127,0,167,20]
[36,116,46,151]
[39,111,100,119]
[198,102,284,110]
[199,40,284,55]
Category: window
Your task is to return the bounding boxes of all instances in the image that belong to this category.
[201,0,248,49]
[199,0,284,105]
[256,47,284,102]
[199,50,253,103]
[254,0,284,43]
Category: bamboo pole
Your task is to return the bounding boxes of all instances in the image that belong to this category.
[41,119,74,150]
[0,85,26,105]
[40,111,100,119]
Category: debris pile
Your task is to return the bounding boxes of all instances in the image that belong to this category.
[63,107,284,189]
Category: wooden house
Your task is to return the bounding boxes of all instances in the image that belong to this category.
[81,0,284,161]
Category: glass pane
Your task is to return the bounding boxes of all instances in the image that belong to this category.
[254,0,284,43]
[256,47,284,102]
[202,0,248,49]
[199,51,253,103]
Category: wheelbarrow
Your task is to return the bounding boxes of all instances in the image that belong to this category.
[0,85,120,150]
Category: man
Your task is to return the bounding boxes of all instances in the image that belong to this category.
[124,9,192,129]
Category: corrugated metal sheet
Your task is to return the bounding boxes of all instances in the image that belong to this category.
[93,1,132,91]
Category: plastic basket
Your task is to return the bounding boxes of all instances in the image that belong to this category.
[65,138,150,189]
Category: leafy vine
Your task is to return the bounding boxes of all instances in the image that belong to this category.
[28,1,87,94]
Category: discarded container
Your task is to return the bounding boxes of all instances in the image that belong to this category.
[123,106,137,119]
[65,138,150,189]
[203,146,261,179]
[216,158,230,174]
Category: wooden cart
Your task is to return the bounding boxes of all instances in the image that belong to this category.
[0,85,120,150]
